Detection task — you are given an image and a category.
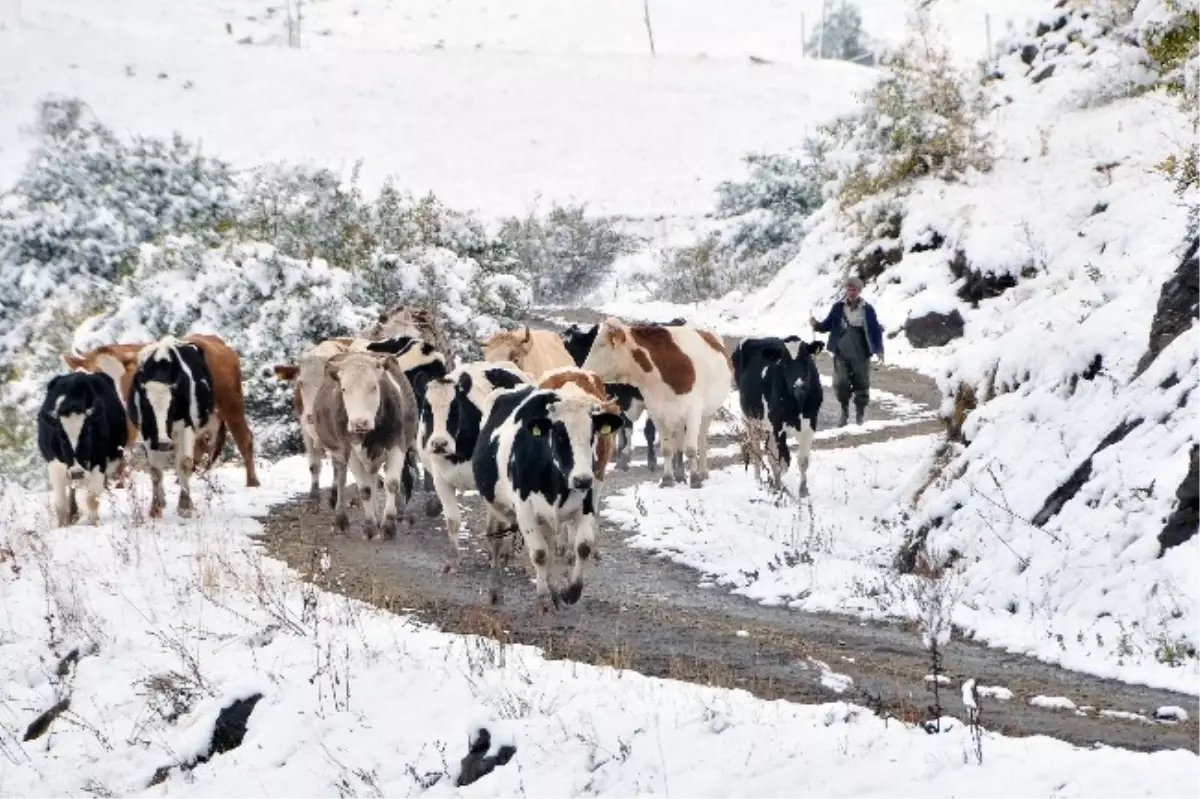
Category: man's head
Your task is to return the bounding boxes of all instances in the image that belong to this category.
[844,276,864,304]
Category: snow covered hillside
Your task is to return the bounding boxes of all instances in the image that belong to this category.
[597,0,1199,692]
[3,461,1197,797]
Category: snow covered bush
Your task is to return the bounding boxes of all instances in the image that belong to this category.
[826,32,993,208]
[805,0,874,64]
[497,202,632,303]
[0,98,533,478]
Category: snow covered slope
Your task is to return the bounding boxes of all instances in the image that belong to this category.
[606,0,1199,691]
[2,460,1198,797]
[0,13,874,217]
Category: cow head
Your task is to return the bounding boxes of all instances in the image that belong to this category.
[129,339,204,452]
[275,356,337,430]
[481,326,534,366]
[63,345,142,401]
[421,376,468,457]
[519,392,624,491]
[580,318,641,384]
[42,373,110,482]
[560,324,599,368]
[325,352,394,439]
[766,337,824,405]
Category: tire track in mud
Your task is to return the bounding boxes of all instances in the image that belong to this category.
[255,311,1199,754]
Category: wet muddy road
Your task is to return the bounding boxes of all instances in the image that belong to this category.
[255,312,1198,754]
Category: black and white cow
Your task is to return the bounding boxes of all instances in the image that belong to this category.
[561,321,686,472]
[357,335,450,507]
[37,371,130,526]
[129,337,217,518]
[418,361,532,573]
[471,385,624,611]
[732,336,825,495]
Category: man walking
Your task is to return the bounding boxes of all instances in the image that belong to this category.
[810,276,885,426]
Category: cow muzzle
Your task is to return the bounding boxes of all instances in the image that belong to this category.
[348,418,372,435]
[570,474,594,491]
[428,436,453,456]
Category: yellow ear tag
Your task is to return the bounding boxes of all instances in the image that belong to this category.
[531,425,543,437]
[600,424,612,435]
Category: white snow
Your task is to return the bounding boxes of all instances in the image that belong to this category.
[3,459,1197,796]
[1155,706,1191,723]
[978,685,1015,701]
[1031,696,1080,711]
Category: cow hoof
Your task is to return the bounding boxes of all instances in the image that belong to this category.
[308,488,320,502]
[177,505,194,519]
[424,497,442,517]
[689,473,703,489]
[150,504,164,519]
[537,593,560,614]
[799,484,810,498]
[659,475,675,488]
[327,491,337,509]
[247,477,261,488]
[489,587,503,605]
[647,462,659,473]
[561,580,583,605]
[381,517,397,540]
[334,512,350,533]
[363,520,377,541]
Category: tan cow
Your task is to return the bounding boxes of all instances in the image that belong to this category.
[481,326,575,380]
[271,338,354,501]
[582,318,733,489]
[64,333,260,488]
[311,351,419,539]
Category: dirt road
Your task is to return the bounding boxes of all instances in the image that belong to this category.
[255,311,1198,754]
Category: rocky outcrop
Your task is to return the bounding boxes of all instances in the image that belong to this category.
[1135,238,1198,378]
[904,309,965,348]
[1159,444,1198,556]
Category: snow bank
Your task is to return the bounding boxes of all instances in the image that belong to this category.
[2,459,1198,797]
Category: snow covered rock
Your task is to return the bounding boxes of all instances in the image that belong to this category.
[904,309,965,348]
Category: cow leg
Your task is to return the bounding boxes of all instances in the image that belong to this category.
[795,417,815,497]
[380,446,407,540]
[614,419,632,471]
[224,411,260,488]
[644,415,659,472]
[303,429,324,502]
[745,418,765,483]
[484,514,509,605]
[697,413,714,480]
[84,468,105,526]
[432,469,464,573]
[347,455,378,540]
[659,424,680,487]
[48,461,72,527]
[175,428,197,518]
[684,409,703,488]
[149,464,166,519]
[563,509,596,605]
[401,449,418,525]
[768,426,787,491]
[519,509,560,613]
[331,456,350,533]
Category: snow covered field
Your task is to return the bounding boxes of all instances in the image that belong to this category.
[2,459,1198,797]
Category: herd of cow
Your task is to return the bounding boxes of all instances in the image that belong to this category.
[37,307,827,612]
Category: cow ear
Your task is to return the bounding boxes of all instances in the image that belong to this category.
[62,354,85,370]
[807,341,826,355]
[273,364,299,381]
[325,361,341,382]
[592,412,624,437]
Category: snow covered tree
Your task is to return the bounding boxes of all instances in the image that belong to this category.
[497,203,632,303]
[807,2,874,64]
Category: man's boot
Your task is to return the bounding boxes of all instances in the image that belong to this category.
[839,402,849,427]
[855,401,867,426]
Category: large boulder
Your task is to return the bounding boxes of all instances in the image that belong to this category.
[904,309,965,348]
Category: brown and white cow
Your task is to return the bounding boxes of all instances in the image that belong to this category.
[537,366,621,487]
[481,326,575,380]
[582,317,733,488]
[271,338,353,501]
[64,333,260,488]
[311,351,419,539]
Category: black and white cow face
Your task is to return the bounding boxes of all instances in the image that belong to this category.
[129,339,214,453]
[765,337,825,412]
[560,324,599,368]
[38,372,128,481]
[366,337,448,405]
[512,391,625,493]
[421,377,476,459]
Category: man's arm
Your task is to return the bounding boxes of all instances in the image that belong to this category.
[866,305,885,356]
[811,303,839,333]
